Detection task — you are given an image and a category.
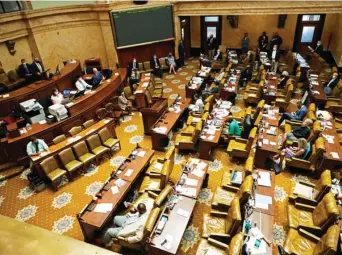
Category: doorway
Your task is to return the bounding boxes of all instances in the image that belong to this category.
[293,14,326,52]
[180,16,191,59]
[201,16,222,55]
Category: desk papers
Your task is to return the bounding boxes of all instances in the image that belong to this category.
[257,172,272,187]
[293,183,313,199]
[185,178,198,187]
[94,203,113,213]
[137,150,146,157]
[154,162,163,171]
[207,135,215,140]
[331,152,340,159]
[153,126,167,134]
[111,186,119,195]
[114,178,126,187]
[104,119,110,124]
[191,158,200,164]
[192,168,205,178]
[124,169,134,177]
[176,186,197,197]
[255,194,272,210]
[177,208,190,218]
[197,161,207,170]
[246,237,267,255]
[161,234,173,250]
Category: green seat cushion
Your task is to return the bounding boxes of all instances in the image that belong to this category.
[79,153,96,163]
[47,168,67,181]
[92,146,109,155]
[104,138,119,148]
[65,160,83,172]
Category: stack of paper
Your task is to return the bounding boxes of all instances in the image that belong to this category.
[114,178,126,187]
[153,127,167,134]
[176,186,197,197]
[192,168,205,178]
[293,183,313,199]
[197,161,207,170]
[185,178,198,187]
[124,169,134,177]
[111,186,119,194]
[255,194,272,209]
[137,150,146,157]
[177,208,190,217]
[94,203,113,213]
[257,171,272,187]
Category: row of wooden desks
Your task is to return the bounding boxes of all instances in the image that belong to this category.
[262,75,279,104]
[78,147,154,241]
[149,158,209,255]
[220,70,240,101]
[185,76,204,99]
[308,73,327,107]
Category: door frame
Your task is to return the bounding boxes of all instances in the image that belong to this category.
[180,16,191,59]
[200,16,222,55]
[292,14,326,52]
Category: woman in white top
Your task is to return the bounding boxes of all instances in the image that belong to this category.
[167,53,177,74]
[118,91,132,115]
[75,75,92,91]
[189,94,204,112]
[51,88,64,105]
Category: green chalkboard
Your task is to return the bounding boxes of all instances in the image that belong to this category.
[111,5,174,48]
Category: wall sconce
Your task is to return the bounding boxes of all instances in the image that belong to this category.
[278,15,288,29]
[227,15,239,28]
[5,40,16,55]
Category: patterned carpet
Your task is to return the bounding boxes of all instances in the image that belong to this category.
[0,58,316,254]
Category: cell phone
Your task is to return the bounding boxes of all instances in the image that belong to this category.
[254,239,261,248]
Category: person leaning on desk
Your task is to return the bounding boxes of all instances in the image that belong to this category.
[75,75,92,91]
[92,68,105,87]
[26,136,49,157]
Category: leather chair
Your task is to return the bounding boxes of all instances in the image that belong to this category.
[0,68,24,91]
[282,225,339,255]
[227,127,257,159]
[53,134,66,145]
[145,90,153,106]
[243,80,264,105]
[83,119,95,129]
[275,83,293,110]
[146,158,167,175]
[285,137,326,173]
[123,86,136,101]
[195,232,244,255]
[58,148,83,180]
[204,95,215,111]
[284,120,321,145]
[175,121,202,151]
[143,61,153,73]
[159,58,168,71]
[287,192,339,235]
[105,102,122,126]
[202,197,241,239]
[86,134,111,164]
[68,126,83,136]
[40,156,68,190]
[151,77,163,89]
[73,141,96,170]
[98,127,120,152]
[289,169,331,205]
[150,82,163,96]
[211,175,253,211]
[244,155,254,175]
[138,62,145,74]
[138,159,172,193]
[147,84,162,98]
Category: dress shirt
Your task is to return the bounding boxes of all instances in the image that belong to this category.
[327,78,337,88]
[272,50,277,60]
[26,139,48,156]
[92,72,104,86]
[75,78,91,91]
[51,93,64,105]
[35,62,43,73]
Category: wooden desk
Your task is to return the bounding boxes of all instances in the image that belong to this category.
[186,76,203,99]
[308,74,327,107]
[141,98,168,135]
[196,67,211,79]
[175,158,209,199]
[30,118,115,181]
[149,196,196,255]
[199,124,223,160]
[78,147,154,241]
[134,73,151,109]
[263,75,278,104]
[255,128,283,169]
[220,73,240,101]
[151,102,189,151]
[253,170,275,216]
[0,61,82,118]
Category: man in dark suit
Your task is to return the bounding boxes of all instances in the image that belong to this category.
[324,72,340,96]
[279,71,290,89]
[31,57,45,81]
[258,31,268,52]
[18,58,33,84]
[239,65,252,87]
[150,54,162,78]
[270,32,283,49]
[128,58,138,77]
[314,40,323,55]
[269,45,281,73]
[178,40,185,67]
[207,34,217,60]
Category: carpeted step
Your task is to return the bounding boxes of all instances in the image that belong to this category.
[0,162,19,173]
[0,165,25,182]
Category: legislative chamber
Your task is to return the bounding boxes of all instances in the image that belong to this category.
[0,1,342,255]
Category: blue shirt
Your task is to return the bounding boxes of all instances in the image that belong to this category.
[92,72,104,86]
[294,105,307,120]
[27,139,48,156]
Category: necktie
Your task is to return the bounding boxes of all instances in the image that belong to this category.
[35,142,39,153]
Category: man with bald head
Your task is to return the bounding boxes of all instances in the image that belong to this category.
[31,57,45,81]
[92,68,104,87]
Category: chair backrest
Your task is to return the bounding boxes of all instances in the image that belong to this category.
[312,192,339,229]
[246,127,257,152]
[201,112,209,123]
[227,232,244,255]
[40,156,59,175]
[309,137,326,162]
[138,62,144,71]
[204,103,210,113]
[254,100,264,119]
[237,175,253,207]
[123,86,132,98]
[256,83,264,98]
[0,72,9,85]
[53,134,66,145]
[285,84,294,102]
[308,121,321,143]
[245,156,254,175]
[160,160,172,189]
[306,110,316,121]
[147,85,154,96]
[315,169,332,202]
[143,61,151,70]
[83,119,95,129]
[225,197,242,236]
[73,141,90,158]
[143,207,161,242]
[105,102,116,113]
[159,58,166,66]
[96,108,108,120]
[308,103,316,112]
[312,225,339,255]
[193,121,203,142]
[165,145,175,161]
[59,148,76,166]
[68,126,82,136]
[86,134,102,151]
[145,90,153,105]
[7,70,18,82]
[98,127,111,143]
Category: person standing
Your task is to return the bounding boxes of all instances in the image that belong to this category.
[269,45,280,73]
[178,40,185,67]
[270,32,283,49]
[258,31,269,52]
[30,57,45,81]
[241,33,249,54]
[207,34,217,60]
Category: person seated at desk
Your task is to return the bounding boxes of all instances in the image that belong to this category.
[150,54,162,78]
[241,112,253,139]
[18,58,33,83]
[282,118,313,143]
[226,116,241,136]
[102,203,147,246]
[239,65,252,87]
[75,75,92,91]
[202,83,219,97]
[118,91,132,115]
[31,57,46,81]
[26,136,49,156]
[324,72,339,96]
[310,40,323,55]
[51,88,65,105]
[213,49,222,61]
[278,101,307,125]
[167,53,177,74]
[92,68,105,87]
[189,94,204,112]
[278,71,289,89]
